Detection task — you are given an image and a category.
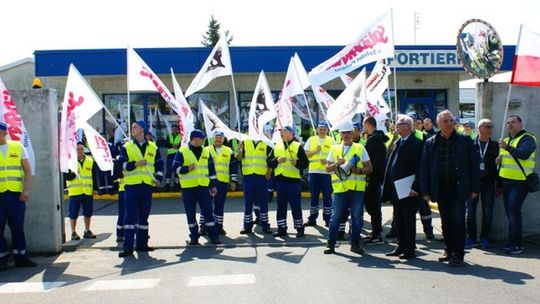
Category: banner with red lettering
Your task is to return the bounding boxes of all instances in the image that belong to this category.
[59,64,104,173]
[82,123,113,171]
[308,10,394,86]
[185,35,233,97]
[0,78,36,175]
[171,69,195,146]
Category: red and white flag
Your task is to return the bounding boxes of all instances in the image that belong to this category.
[82,122,113,171]
[170,69,195,146]
[248,71,276,147]
[185,35,233,97]
[0,78,36,175]
[275,57,304,129]
[308,10,394,86]
[326,68,367,128]
[366,59,391,100]
[60,64,105,173]
[200,101,247,141]
[312,84,336,123]
[511,25,540,86]
[127,47,181,114]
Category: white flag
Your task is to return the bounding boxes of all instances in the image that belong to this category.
[308,10,394,85]
[293,53,311,90]
[326,68,367,128]
[275,57,304,130]
[200,101,247,141]
[366,59,391,100]
[0,78,36,175]
[248,71,276,147]
[82,123,113,171]
[149,107,156,138]
[170,69,195,146]
[60,64,105,173]
[127,47,181,115]
[114,104,127,145]
[312,85,335,115]
[156,108,172,136]
[185,35,233,97]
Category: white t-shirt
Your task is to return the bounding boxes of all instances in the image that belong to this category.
[0,143,28,159]
[303,136,336,151]
[326,144,370,163]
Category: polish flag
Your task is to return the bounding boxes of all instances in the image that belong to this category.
[511,25,540,86]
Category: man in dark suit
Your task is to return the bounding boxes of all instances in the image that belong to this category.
[421,110,479,267]
[383,115,423,259]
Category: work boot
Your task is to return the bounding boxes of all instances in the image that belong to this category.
[188,239,200,246]
[324,242,335,254]
[199,225,207,236]
[262,227,273,234]
[350,241,364,255]
[240,228,253,235]
[118,250,133,258]
[438,250,451,262]
[296,229,305,238]
[219,227,227,235]
[273,229,287,238]
[303,220,316,227]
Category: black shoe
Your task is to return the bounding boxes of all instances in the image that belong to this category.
[304,221,316,227]
[137,246,155,252]
[211,238,222,245]
[262,227,273,234]
[71,232,81,241]
[324,244,335,254]
[399,253,416,260]
[296,230,305,238]
[351,242,364,255]
[273,230,287,237]
[365,235,385,246]
[425,232,435,240]
[219,228,227,236]
[116,236,124,243]
[188,239,200,245]
[438,251,451,262]
[15,259,37,267]
[83,230,96,239]
[240,229,253,235]
[199,226,207,236]
[253,218,260,225]
[118,250,133,258]
[385,249,404,257]
[337,231,345,241]
[448,254,464,267]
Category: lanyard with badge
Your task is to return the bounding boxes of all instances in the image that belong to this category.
[477,137,489,171]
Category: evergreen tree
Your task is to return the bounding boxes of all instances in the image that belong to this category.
[201,15,233,47]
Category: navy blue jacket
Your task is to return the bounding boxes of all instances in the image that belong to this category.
[420,131,480,202]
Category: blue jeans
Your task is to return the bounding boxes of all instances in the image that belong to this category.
[327,191,364,244]
[466,179,495,240]
[502,182,528,247]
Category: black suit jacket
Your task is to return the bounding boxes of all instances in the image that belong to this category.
[382,134,424,202]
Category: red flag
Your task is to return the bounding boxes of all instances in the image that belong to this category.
[511,25,540,86]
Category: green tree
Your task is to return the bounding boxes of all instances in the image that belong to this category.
[201,15,233,47]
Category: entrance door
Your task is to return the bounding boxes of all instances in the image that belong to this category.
[398,89,447,121]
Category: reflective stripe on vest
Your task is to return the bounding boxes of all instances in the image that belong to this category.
[167,134,181,155]
[205,145,232,183]
[179,146,210,188]
[242,140,267,176]
[123,141,157,186]
[308,136,333,174]
[66,157,94,196]
[0,141,23,193]
[499,132,537,181]
[330,143,366,193]
[274,141,301,179]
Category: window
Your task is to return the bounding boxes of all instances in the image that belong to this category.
[187,92,230,129]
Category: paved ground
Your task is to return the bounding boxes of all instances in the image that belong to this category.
[0,198,539,303]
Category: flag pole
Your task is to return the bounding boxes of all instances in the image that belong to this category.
[500,84,513,139]
[126,46,131,139]
[312,92,338,142]
[230,73,241,133]
[390,9,399,118]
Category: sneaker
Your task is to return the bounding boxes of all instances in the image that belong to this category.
[480,238,491,249]
[71,232,81,241]
[464,238,477,249]
[365,235,384,246]
[15,259,37,267]
[83,230,96,239]
[506,245,523,255]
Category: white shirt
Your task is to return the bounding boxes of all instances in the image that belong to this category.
[327,144,370,162]
[0,143,28,159]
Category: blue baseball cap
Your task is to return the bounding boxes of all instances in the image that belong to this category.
[134,120,147,131]
[0,121,6,131]
[353,122,362,131]
[190,129,206,139]
[213,130,225,138]
[281,125,295,133]
[317,121,329,128]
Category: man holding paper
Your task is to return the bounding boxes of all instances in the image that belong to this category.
[382,115,423,260]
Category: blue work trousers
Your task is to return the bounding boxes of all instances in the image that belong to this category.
[307,173,333,224]
[0,191,28,262]
[182,186,218,241]
[123,184,153,251]
[243,175,269,230]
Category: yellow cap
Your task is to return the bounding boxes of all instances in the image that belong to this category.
[32,78,42,89]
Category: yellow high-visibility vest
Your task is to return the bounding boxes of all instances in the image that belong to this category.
[0,140,23,193]
[414,129,425,141]
[241,140,267,176]
[66,157,94,196]
[205,145,232,183]
[123,141,157,186]
[329,143,366,193]
[499,132,537,181]
[308,136,333,174]
[385,132,394,148]
[118,178,125,192]
[167,134,181,155]
[178,146,210,188]
[274,141,301,179]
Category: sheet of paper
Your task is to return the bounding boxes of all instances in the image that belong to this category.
[394,175,415,200]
